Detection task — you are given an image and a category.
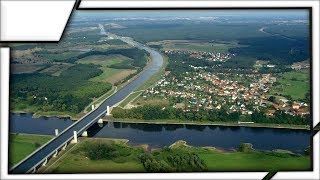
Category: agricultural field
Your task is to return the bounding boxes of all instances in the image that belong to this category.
[270,69,310,100]
[77,54,137,84]
[9,134,53,167]
[39,63,74,76]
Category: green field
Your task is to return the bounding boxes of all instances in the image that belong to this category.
[40,63,74,76]
[9,134,53,167]
[39,51,82,61]
[270,70,310,100]
[77,54,132,67]
[200,151,310,171]
[77,54,135,83]
[43,138,310,173]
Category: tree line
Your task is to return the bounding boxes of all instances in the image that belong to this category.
[112,105,309,125]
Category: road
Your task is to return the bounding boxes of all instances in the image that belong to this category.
[10,25,164,174]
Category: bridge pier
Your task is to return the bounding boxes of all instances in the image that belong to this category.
[31,167,36,174]
[98,118,103,124]
[42,158,48,166]
[55,129,59,136]
[81,131,88,137]
[71,131,78,143]
[62,143,67,150]
[53,150,58,158]
[106,106,111,116]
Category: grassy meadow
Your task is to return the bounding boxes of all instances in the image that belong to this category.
[9,134,53,167]
[40,138,310,173]
[270,70,310,100]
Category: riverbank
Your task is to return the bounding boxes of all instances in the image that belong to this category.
[105,118,310,130]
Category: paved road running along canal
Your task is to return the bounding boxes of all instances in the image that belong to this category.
[10,25,164,174]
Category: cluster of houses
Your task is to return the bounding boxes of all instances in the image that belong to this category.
[164,50,235,62]
[143,70,309,117]
[291,61,310,70]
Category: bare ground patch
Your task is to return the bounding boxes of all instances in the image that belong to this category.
[107,69,137,84]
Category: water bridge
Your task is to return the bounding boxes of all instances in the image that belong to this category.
[9,27,164,174]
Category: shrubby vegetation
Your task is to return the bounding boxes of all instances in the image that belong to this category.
[61,139,309,173]
[80,142,142,162]
[139,147,207,172]
[112,105,309,125]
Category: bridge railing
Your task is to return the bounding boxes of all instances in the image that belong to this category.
[9,105,102,173]
[25,135,74,173]
[28,109,108,173]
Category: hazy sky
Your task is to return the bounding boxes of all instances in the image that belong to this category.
[74,9,309,20]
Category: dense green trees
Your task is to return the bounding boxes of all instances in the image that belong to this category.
[10,64,112,113]
[112,105,309,125]
[139,148,207,172]
[82,142,132,160]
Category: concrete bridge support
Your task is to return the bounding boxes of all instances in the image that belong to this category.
[71,131,78,144]
[98,118,103,124]
[31,167,36,174]
[62,143,67,150]
[53,150,58,158]
[55,129,59,136]
[81,131,88,137]
[42,158,48,166]
[106,106,111,116]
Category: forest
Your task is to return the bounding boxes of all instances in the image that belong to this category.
[10,64,112,113]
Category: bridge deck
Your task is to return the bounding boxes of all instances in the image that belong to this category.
[10,40,163,174]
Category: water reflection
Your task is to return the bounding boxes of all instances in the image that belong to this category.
[185,124,207,131]
[163,124,184,131]
[10,113,311,153]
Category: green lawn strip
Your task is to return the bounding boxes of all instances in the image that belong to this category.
[271,70,309,100]
[117,91,143,108]
[45,138,145,173]
[199,151,310,171]
[107,118,309,130]
[9,134,53,167]
[33,111,78,120]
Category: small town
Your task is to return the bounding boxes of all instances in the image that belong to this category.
[143,68,309,118]
[164,50,235,62]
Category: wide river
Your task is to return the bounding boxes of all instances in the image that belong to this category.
[10,113,310,154]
